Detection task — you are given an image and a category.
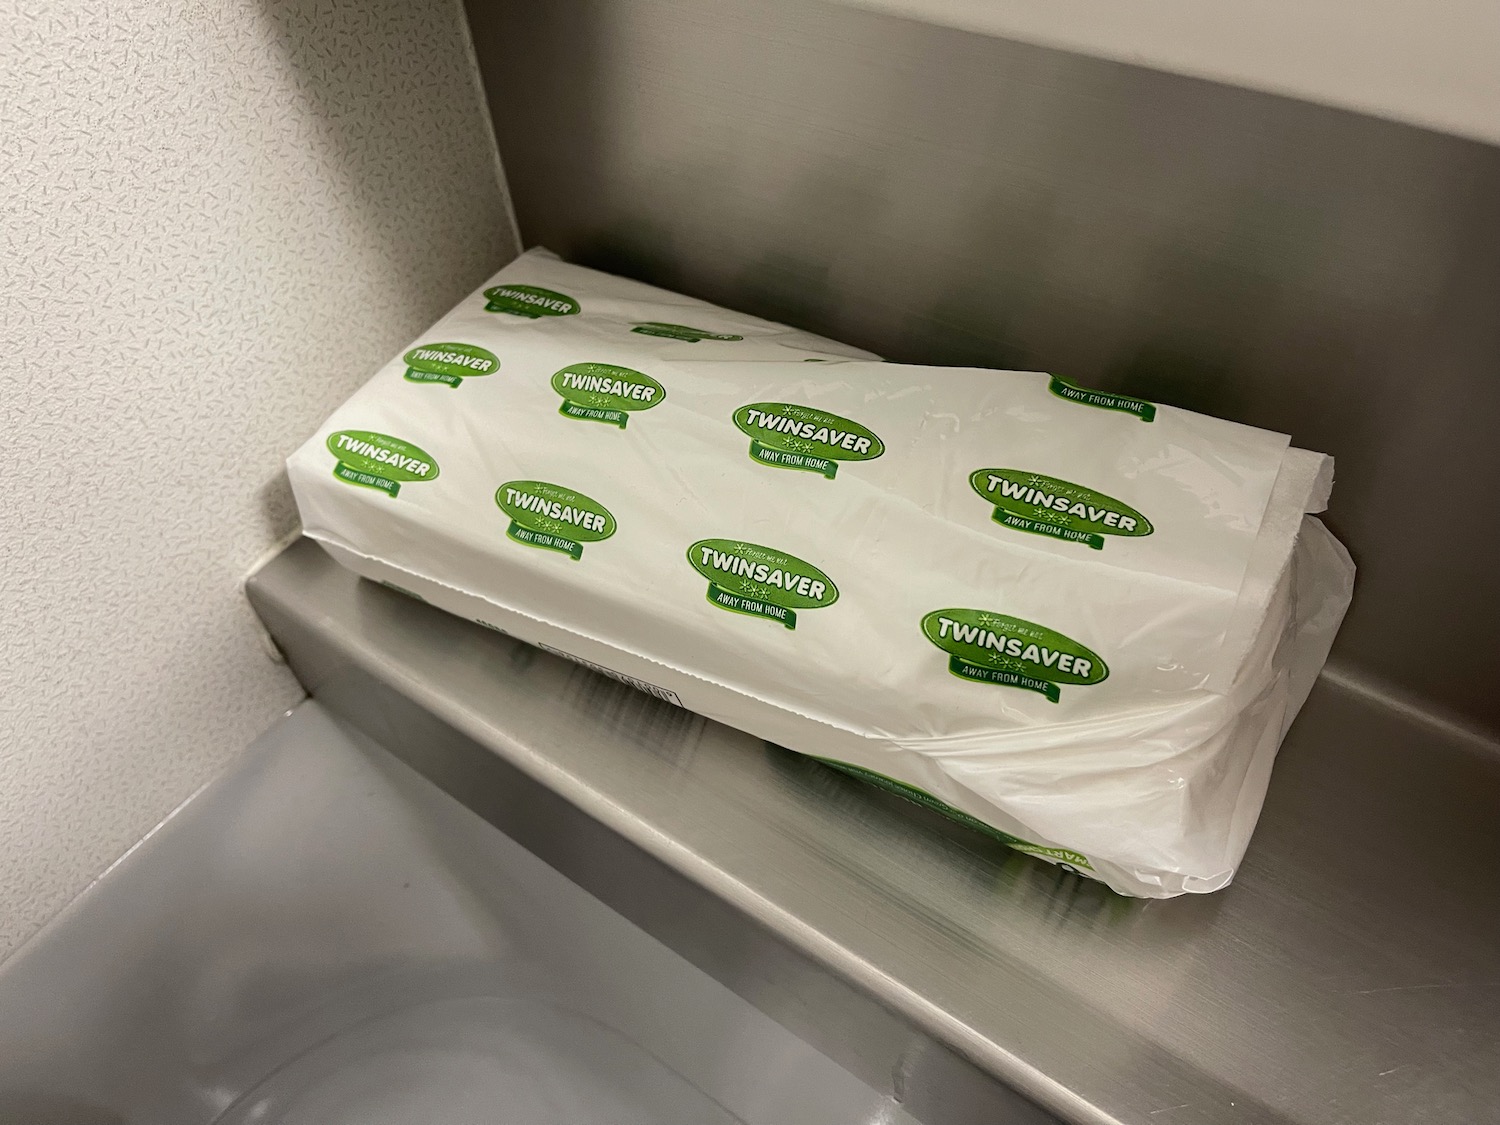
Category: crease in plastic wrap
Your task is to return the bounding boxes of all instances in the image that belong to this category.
[287,249,1355,897]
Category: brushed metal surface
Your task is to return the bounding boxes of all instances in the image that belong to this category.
[249,540,1500,1125]
[0,701,925,1125]
[467,0,1500,731]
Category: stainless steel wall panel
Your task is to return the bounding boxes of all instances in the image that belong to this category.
[467,0,1500,728]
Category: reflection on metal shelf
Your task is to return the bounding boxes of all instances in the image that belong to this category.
[249,539,1500,1125]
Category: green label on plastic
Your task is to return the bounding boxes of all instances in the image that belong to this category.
[483,284,580,318]
[921,609,1107,702]
[631,321,744,342]
[732,402,884,480]
[326,430,440,498]
[969,469,1153,550]
[809,756,1093,869]
[402,342,499,388]
[551,362,665,429]
[1047,375,1157,422]
[688,539,838,630]
[496,480,616,560]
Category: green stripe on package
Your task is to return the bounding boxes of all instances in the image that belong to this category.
[631,321,743,342]
[496,480,616,560]
[688,539,837,629]
[551,363,665,429]
[402,342,499,388]
[326,430,439,498]
[483,284,580,318]
[809,756,1092,869]
[732,402,884,480]
[969,468,1153,550]
[1048,374,1156,422]
[921,609,1107,702]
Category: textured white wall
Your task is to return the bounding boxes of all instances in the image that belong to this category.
[0,0,517,958]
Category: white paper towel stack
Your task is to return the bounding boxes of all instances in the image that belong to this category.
[287,249,1354,896]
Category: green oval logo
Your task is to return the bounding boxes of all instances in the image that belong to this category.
[483,284,580,318]
[402,342,499,388]
[921,608,1107,702]
[732,402,884,480]
[688,539,838,630]
[496,480,616,561]
[969,469,1153,551]
[631,321,744,343]
[326,430,439,498]
[551,362,666,430]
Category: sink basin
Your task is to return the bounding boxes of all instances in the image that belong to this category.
[0,703,918,1125]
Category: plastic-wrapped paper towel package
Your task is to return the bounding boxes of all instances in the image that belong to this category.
[288,249,1354,897]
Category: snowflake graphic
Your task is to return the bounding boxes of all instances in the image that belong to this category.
[982,652,1027,672]
[785,437,816,453]
[1026,475,1051,488]
[536,517,569,534]
[1037,510,1071,525]
[738,581,775,599]
[977,612,1006,628]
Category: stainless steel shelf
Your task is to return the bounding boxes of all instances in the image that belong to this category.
[249,538,1500,1125]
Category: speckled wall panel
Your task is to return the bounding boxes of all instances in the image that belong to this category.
[0,0,518,958]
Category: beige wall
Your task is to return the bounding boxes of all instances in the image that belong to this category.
[0,0,517,958]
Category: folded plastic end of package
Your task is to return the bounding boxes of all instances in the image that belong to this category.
[287,248,1355,898]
